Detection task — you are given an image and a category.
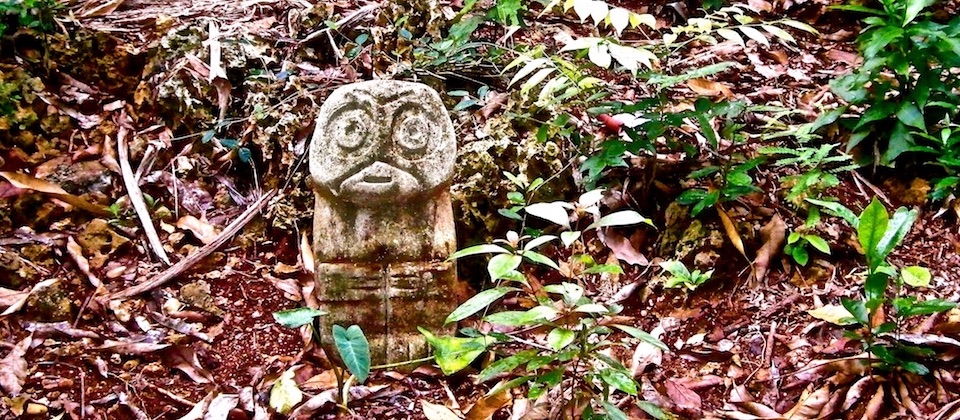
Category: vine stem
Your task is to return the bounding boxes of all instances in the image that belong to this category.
[370,356,435,371]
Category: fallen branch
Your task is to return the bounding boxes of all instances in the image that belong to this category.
[117,123,171,266]
[107,189,277,300]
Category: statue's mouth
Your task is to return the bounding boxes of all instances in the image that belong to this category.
[338,161,420,202]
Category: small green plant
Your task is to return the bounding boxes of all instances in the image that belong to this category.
[761,142,859,207]
[676,156,763,217]
[271,307,371,413]
[658,260,713,290]
[830,0,960,167]
[784,208,831,266]
[0,0,61,36]
[837,198,956,374]
[423,183,670,419]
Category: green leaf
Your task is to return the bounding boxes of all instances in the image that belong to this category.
[637,401,675,420]
[842,298,869,325]
[484,305,559,326]
[896,103,926,132]
[521,250,560,270]
[865,272,890,307]
[598,368,638,395]
[560,231,581,247]
[901,266,931,287]
[333,324,371,382]
[805,199,858,227]
[269,368,303,415]
[601,401,629,420]
[525,202,571,229]
[573,303,608,313]
[547,328,576,351]
[419,327,492,375]
[589,210,654,229]
[477,350,537,383]
[523,235,557,251]
[903,0,932,26]
[899,299,956,317]
[858,198,889,269]
[612,324,668,351]
[449,244,511,260]
[792,245,809,266]
[875,207,917,267]
[272,307,327,328]
[488,254,523,280]
[445,287,520,325]
[804,235,831,254]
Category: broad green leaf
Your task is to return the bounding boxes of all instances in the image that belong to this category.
[613,324,668,351]
[588,42,612,68]
[716,28,745,47]
[903,0,932,26]
[842,298,869,325]
[901,266,931,288]
[761,24,795,43]
[589,210,654,229]
[865,272,889,307]
[445,287,519,325]
[807,304,857,326]
[857,198,889,268]
[523,235,557,251]
[509,58,549,87]
[637,401,675,420]
[545,282,584,305]
[419,328,492,375]
[779,19,819,34]
[521,250,560,270]
[574,303,608,313]
[488,254,523,280]
[896,103,926,132]
[608,7,629,35]
[485,306,559,326]
[477,350,538,382]
[805,198,858,227]
[547,328,576,351]
[804,235,831,254]
[272,307,326,328]
[521,67,558,95]
[897,298,956,317]
[598,368,638,395]
[560,231,581,247]
[269,368,303,415]
[738,26,769,46]
[524,202,571,229]
[875,207,917,267]
[630,12,656,29]
[333,324,371,382]
[601,401,629,420]
[659,260,691,279]
[449,244,510,260]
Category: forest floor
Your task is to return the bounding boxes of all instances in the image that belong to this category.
[1,0,960,419]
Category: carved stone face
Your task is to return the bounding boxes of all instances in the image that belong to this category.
[310,81,456,206]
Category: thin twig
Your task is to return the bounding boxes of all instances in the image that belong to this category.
[107,189,277,299]
[722,292,801,335]
[117,121,171,266]
[851,170,893,207]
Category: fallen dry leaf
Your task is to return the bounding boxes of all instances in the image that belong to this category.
[1,279,59,316]
[0,335,31,396]
[300,231,315,273]
[465,385,512,420]
[598,228,649,266]
[67,236,102,289]
[176,215,218,244]
[79,0,125,17]
[421,400,464,420]
[716,204,749,264]
[687,78,733,98]
[665,378,702,414]
[0,171,110,216]
[753,214,785,282]
[163,346,215,384]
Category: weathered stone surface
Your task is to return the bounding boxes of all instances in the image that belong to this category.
[309,80,458,364]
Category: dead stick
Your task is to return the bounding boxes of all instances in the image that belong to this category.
[108,189,277,299]
[118,124,172,266]
[723,292,801,335]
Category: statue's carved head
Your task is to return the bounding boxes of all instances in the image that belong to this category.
[309,80,456,206]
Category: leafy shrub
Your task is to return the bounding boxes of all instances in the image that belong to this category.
[830,0,960,170]
[0,0,61,36]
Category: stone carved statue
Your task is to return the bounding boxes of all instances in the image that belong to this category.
[309,80,457,365]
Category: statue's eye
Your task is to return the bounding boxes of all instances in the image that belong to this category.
[394,114,430,154]
[331,110,369,151]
